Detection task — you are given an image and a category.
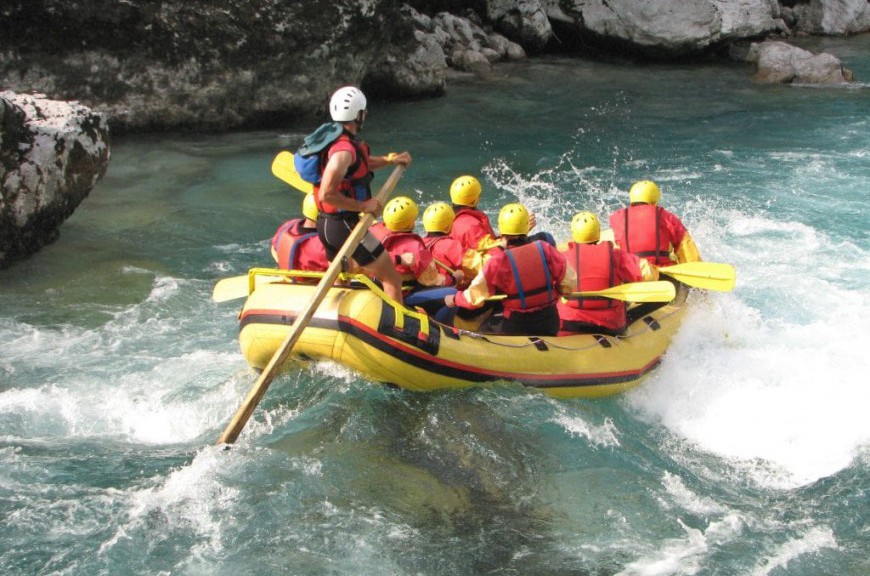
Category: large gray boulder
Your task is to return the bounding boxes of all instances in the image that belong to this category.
[486,0,554,51]
[746,40,854,84]
[545,0,786,55]
[784,0,870,35]
[0,92,110,268]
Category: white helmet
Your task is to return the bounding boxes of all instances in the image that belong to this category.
[330,86,367,122]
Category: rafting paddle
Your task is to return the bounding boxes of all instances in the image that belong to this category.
[271,151,314,194]
[658,262,736,292]
[217,165,405,445]
[567,280,676,303]
[485,280,676,303]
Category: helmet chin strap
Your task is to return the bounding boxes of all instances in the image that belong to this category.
[354,111,366,131]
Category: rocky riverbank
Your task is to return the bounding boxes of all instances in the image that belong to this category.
[2,0,867,133]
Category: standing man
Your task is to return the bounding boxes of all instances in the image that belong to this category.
[314,86,412,304]
[608,180,701,266]
[557,211,658,336]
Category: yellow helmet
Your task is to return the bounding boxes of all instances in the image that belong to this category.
[629,180,661,205]
[422,201,455,233]
[383,196,419,232]
[498,203,530,236]
[571,211,600,243]
[302,193,319,221]
[449,175,482,207]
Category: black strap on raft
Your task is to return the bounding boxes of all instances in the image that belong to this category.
[378,305,441,356]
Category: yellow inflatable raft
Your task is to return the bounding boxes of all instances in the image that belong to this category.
[234,269,689,399]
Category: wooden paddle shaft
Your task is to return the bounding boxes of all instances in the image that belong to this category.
[218,165,405,444]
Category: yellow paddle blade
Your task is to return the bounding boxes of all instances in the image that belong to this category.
[570,281,676,303]
[212,275,254,303]
[658,262,736,292]
[271,151,314,194]
[212,271,285,303]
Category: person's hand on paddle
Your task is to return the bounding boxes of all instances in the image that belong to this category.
[383,151,412,167]
[398,253,415,267]
[444,293,456,308]
[451,269,465,285]
[360,197,383,216]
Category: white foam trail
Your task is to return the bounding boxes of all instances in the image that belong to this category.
[627,211,870,487]
[0,274,253,444]
[551,408,621,448]
[98,447,238,558]
[616,516,743,576]
[749,527,839,576]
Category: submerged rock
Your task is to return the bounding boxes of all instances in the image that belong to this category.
[0,92,110,269]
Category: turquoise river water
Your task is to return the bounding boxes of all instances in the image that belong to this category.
[1,35,868,575]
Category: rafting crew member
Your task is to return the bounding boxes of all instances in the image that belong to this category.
[444,203,575,336]
[370,196,459,313]
[608,180,701,266]
[421,202,471,289]
[449,174,556,255]
[557,211,659,336]
[314,86,412,304]
[271,193,329,274]
[448,175,503,253]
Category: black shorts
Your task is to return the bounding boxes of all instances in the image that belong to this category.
[500,306,560,336]
[316,212,385,267]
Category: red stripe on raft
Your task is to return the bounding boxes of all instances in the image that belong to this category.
[338,314,659,383]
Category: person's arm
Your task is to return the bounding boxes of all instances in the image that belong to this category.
[558,257,577,296]
[663,210,702,263]
[616,250,656,282]
[417,259,449,287]
[445,269,493,309]
[368,151,412,171]
[319,150,382,215]
[675,232,702,263]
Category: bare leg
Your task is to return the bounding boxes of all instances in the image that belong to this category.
[361,252,404,304]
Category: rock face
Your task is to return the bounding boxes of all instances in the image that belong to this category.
[0,0,433,133]
[1,1,866,133]
[0,92,110,269]
[783,0,870,35]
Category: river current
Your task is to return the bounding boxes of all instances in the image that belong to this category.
[1,36,868,575]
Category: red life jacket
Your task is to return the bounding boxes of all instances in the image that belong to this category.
[423,234,461,276]
[313,133,374,214]
[501,241,557,314]
[273,219,321,270]
[564,242,617,310]
[450,207,497,251]
[610,204,675,265]
[381,230,431,283]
